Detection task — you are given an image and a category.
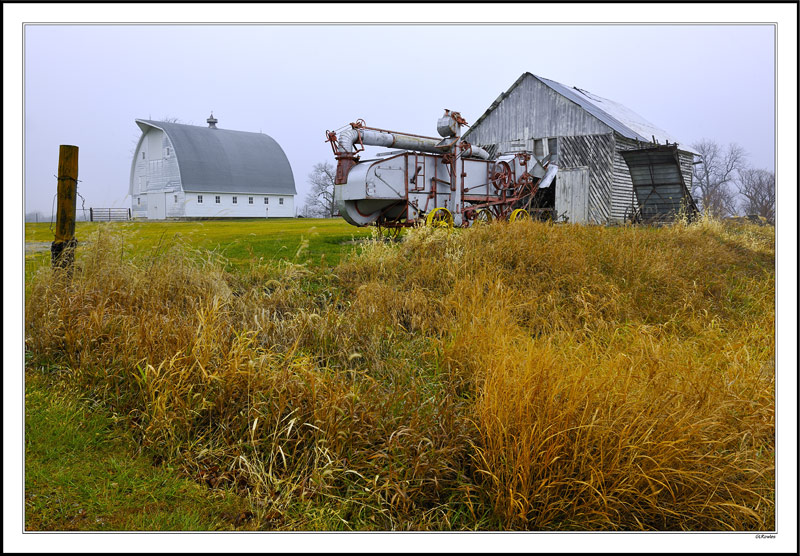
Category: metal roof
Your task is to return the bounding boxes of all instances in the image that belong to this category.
[466,73,698,155]
[135,119,296,195]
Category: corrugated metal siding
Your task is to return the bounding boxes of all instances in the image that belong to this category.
[463,75,612,147]
[558,134,614,224]
[611,136,639,222]
[679,152,694,194]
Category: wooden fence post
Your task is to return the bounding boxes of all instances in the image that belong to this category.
[51,145,79,270]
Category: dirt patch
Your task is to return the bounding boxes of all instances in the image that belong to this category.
[26,242,52,255]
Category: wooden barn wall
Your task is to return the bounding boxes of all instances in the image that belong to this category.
[612,135,698,222]
[558,134,614,224]
[464,75,612,148]
[131,129,184,218]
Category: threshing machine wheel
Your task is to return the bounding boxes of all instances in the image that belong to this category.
[473,208,493,225]
[509,208,530,222]
[426,207,454,229]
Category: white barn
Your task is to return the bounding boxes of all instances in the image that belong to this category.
[129,115,296,219]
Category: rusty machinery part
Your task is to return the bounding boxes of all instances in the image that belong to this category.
[516,172,540,198]
[374,222,403,240]
[325,130,339,153]
[333,154,360,185]
[516,152,531,166]
[350,119,366,129]
[458,141,488,160]
[449,110,469,127]
[441,153,456,166]
[327,128,365,156]
[491,161,513,191]
[509,208,530,222]
[426,207,454,229]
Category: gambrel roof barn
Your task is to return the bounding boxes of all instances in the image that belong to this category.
[129,115,296,219]
[463,73,698,224]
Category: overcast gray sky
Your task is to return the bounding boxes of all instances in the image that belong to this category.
[22,23,776,215]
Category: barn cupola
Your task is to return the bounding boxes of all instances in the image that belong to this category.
[207,112,218,129]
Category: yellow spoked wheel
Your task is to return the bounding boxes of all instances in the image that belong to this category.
[426,207,454,228]
[509,208,530,223]
[474,208,493,225]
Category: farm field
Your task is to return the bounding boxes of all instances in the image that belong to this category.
[24,217,373,278]
[24,217,775,531]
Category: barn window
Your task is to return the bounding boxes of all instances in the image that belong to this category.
[232,196,238,204]
[142,152,146,160]
[279,198,284,205]
[548,138,558,157]
[197,195,203,203]
[174,195,178,203]
[248,197,254,204]
[215,195,221,204]
[264,197,269,204]
[165,147,171,156]
[137,197,140,206]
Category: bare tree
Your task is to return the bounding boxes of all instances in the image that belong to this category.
[737,168,775,224]
[691,140,747,218]
[303,162,337,218]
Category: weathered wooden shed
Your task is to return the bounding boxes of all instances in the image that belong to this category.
[462,73,698,223]
[129,114,296,219]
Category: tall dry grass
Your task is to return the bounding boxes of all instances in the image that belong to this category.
[25,219,774,530]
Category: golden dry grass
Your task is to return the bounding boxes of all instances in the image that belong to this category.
[25,218,774,530]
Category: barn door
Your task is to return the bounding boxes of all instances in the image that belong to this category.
[147,192,167,220]
[555,167,589,223]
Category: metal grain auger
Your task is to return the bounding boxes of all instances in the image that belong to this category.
[326,110,558,228]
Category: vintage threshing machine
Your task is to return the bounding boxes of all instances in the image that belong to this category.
[326,110,558,228]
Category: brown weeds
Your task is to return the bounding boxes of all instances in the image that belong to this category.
[25,220,775,530]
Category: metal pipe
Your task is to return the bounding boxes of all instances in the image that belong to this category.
[458,143,490,160]
[338,127,489,159]
[338,128,442,154]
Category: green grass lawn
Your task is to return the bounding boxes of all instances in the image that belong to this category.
[25,217,374,278]
[25,368,259,531]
